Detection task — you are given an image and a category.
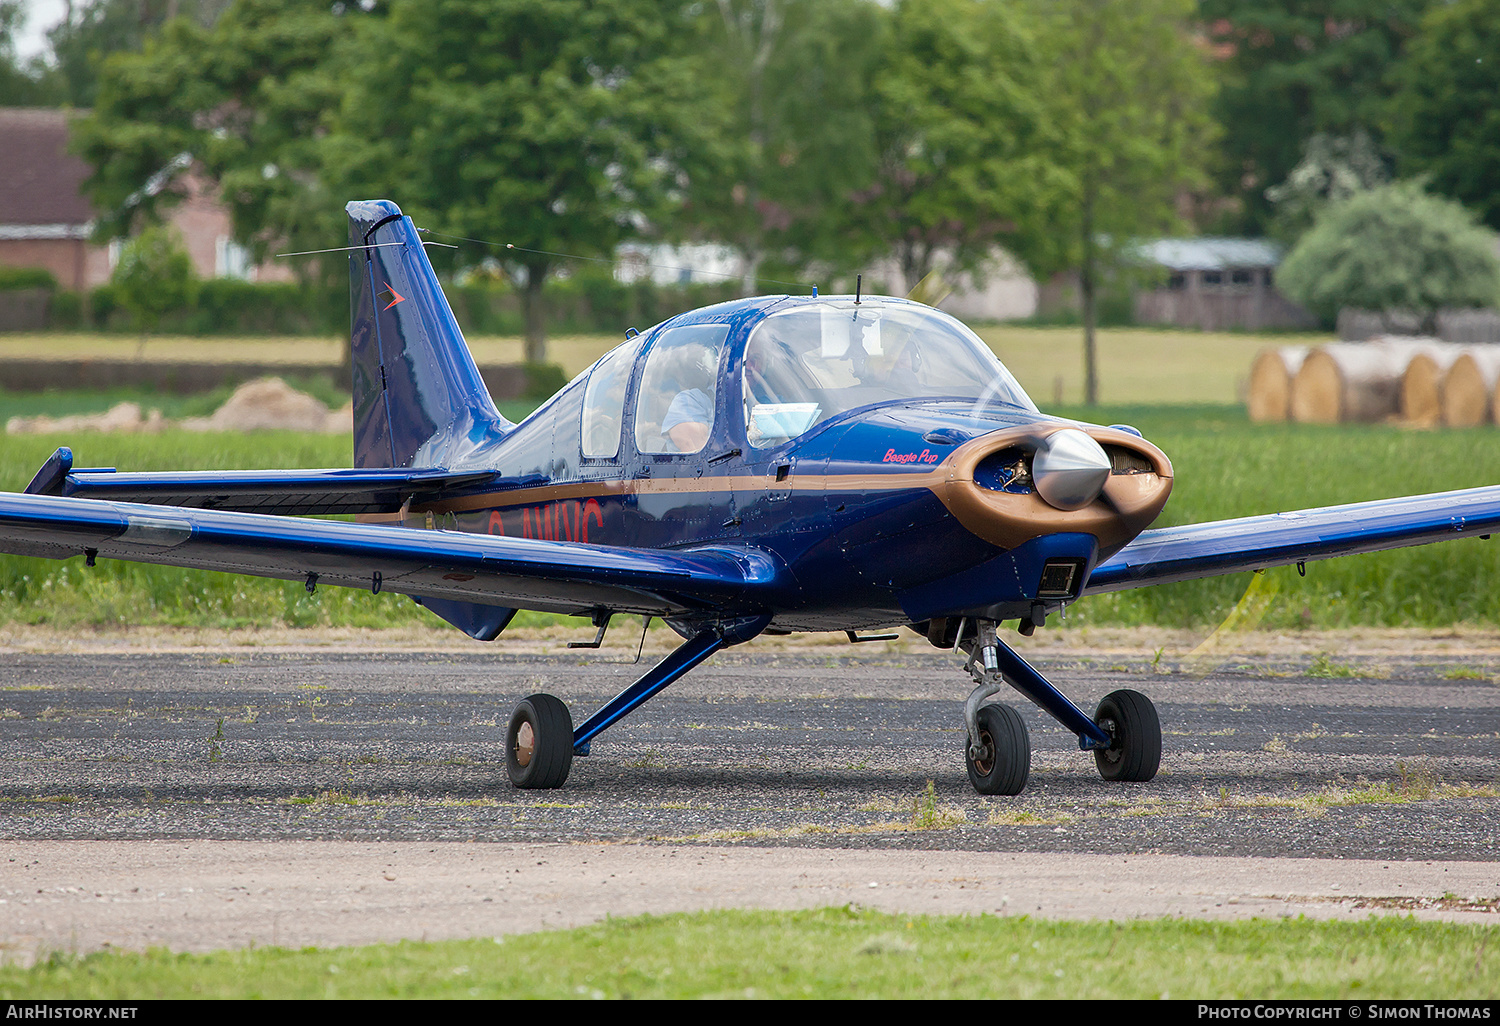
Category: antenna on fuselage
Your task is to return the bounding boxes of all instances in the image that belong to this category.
[854,274,862,306]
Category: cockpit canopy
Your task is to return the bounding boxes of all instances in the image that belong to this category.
[574,297,1038,461]
[741,300,1036,447]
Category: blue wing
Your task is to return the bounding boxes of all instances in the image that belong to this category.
[1086,485,1500,594]
[0,490,783,619]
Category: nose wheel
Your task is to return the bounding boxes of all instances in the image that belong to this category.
[506,693,574,789]
[965,702,1030,795]
[950,619,1163,794]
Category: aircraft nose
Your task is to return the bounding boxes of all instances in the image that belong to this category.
[929,423,1173,556]
[1032,428,1111,511]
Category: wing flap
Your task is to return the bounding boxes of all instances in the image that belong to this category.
[0,491,784,618]
[1086,485,1500,594]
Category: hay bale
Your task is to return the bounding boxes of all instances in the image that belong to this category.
[1400,342,1468,427]
[1290,338,1443,424]
[1248,346,1308,423]
[1442,348,1500,428]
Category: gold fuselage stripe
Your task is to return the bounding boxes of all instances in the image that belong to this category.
[382,424,1174,554]
[410,468,940,515]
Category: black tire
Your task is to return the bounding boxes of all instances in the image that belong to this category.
[1093,689,1161,782]
[506,693,574,789]
[966,702,1030,795]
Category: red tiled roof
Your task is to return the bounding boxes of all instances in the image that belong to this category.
[0,107,95,227]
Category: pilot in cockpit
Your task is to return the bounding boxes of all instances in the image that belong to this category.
[660,343,718,452]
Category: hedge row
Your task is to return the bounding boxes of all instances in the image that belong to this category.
[2,269,745,336]
[0,267,59,291]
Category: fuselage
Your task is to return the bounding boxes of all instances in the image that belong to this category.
[383,295,1173,632]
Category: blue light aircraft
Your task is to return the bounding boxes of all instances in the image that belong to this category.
[4,200,1499,795]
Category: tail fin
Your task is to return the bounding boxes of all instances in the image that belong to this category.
[346,200,511,469]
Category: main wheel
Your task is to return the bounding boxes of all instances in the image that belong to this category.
[966,702,1030,795]
[506,693,574,789]
[1093,689,1161,782]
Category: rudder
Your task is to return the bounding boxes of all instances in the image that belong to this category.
[347,200,511,469]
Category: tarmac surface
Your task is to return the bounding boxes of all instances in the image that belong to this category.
[1,626,1498,958]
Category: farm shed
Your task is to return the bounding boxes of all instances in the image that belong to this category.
[1133,237,1316,332]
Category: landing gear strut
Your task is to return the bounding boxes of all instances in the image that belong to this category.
[503,613,770,790]
[952,618,1161,795]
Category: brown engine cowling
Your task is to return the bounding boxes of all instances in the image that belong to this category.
[930,425,1173,557]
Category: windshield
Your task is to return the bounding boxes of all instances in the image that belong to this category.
[741,300,1035,447]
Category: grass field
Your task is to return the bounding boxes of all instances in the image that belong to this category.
[0,323,1333,404]
[975,325,1331,407]
[2,909,1495,999]
[0,405,1496,631]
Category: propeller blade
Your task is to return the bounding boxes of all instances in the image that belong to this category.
[1180,568,1283,679]
[906,270,953,308]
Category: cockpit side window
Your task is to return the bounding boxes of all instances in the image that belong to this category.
[634,323,731,454]
[581,338,642,458]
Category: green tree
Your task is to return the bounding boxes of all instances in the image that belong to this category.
[835,0,1063,292]
[681,0,883,293]
[1277,182,1500,331]
[1036,0,1217,406]
[1264,129,1388,242]
[71,0,354,268]
[0,1,60,105]
[111,224,197,346]
[326,0,713,362]
[46,0,232,108]
[1387,0,1500,231]
[1200,0,1431,234]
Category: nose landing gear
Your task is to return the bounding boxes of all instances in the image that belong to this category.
[965,701,1030,795]
[951,618,1161,796]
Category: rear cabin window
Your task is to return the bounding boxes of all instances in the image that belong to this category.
[634,324,731,454]
[581,338,642,458]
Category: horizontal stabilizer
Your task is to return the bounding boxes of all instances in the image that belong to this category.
[24,448,492,516]
[1086,485,1500,594]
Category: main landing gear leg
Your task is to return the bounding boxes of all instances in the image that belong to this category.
[504,614,771,790]
[957,621,1161,795]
